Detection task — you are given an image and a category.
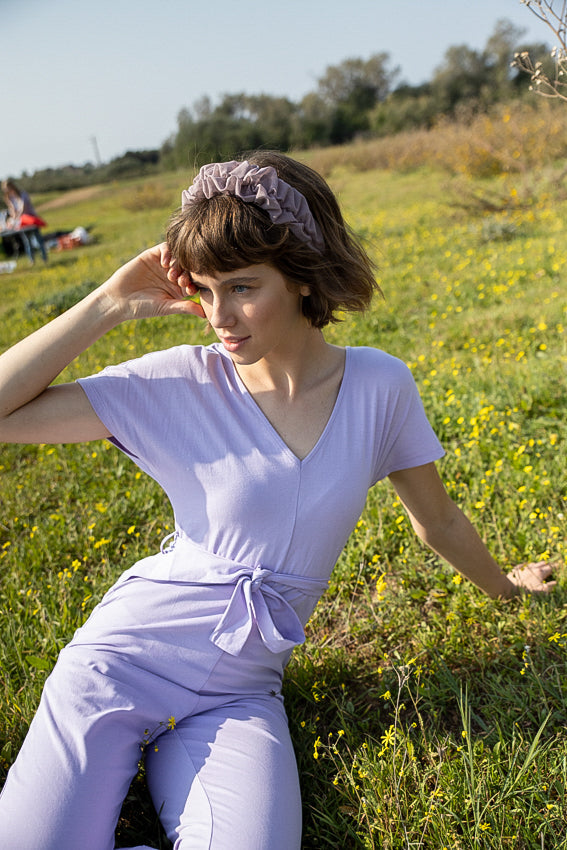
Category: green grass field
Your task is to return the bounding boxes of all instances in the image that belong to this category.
[1,161,566,848]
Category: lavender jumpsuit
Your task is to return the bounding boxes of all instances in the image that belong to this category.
[0,344,443,849]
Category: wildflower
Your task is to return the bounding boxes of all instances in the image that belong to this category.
[313,736,321,760]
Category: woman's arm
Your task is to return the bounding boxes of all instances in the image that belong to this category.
[0,245,202,445]
[388,462,555,598]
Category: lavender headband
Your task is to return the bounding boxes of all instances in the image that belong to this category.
[181,160,325,253]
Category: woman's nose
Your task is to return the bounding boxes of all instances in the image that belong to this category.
[209,296,234,328]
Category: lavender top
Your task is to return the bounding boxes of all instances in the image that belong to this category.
[78,345,444,653]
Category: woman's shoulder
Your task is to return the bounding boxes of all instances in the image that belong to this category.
[137,341,224,369]
[81,342,226,382]
[347,345,414,381]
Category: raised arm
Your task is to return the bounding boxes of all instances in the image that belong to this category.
[0,245,202,445]
[389,462,555,598]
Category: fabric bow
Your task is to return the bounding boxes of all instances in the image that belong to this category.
[210,566,307,656]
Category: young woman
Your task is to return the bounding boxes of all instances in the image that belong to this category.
[0,152,554,850]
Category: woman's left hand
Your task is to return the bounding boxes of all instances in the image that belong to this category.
[508,561,557,594]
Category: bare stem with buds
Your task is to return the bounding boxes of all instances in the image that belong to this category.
[513,0,567,100]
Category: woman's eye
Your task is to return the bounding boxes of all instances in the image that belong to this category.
[234,285,249,294]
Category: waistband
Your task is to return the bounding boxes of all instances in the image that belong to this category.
[122,531,329,657]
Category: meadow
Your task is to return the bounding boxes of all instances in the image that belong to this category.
[1,136,566,847]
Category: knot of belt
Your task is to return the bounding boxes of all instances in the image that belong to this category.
[210,564,326,657]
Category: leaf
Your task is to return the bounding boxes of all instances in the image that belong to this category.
[26,654,50,671]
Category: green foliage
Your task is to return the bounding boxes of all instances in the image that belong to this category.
[313,53,400,145]
[1,164,566,847]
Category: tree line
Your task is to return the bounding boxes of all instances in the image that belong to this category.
[21,19,552,193]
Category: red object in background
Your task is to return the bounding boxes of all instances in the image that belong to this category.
[20,213,47,228]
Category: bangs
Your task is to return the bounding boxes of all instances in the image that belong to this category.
[166,195,288,275]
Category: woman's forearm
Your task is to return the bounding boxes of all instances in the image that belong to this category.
[0,287,120,420]
[413,502,517,599]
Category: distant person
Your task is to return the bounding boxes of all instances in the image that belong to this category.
[2,178,45,228]
[1,178,47,262]
[0,151,556,850]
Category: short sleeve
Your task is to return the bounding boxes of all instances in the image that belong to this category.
[77,346,201,480]
[357,350,444,485]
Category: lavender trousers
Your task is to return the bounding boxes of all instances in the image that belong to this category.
[0,556,307,850]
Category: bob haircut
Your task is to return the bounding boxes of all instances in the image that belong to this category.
[166,151,380,328]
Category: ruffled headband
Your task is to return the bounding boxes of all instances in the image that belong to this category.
[181,160,325,253]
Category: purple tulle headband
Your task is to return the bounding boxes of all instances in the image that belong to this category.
[181,160,325,253]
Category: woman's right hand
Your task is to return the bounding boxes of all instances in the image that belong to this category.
[0,244,206,444]
[99,243,206,322]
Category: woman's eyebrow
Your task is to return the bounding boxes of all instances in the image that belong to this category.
[192,274,260,287]
[224,275,260,284]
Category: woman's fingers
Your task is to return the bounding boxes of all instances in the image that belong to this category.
[509,561,558,593]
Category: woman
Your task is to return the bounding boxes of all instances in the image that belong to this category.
[0,152,554,850]
[1,178,47,262]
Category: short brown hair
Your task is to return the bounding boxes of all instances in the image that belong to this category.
[166,151,380,328]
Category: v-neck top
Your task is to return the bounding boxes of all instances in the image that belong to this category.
[79,343,443,584]
[228,350,347,464]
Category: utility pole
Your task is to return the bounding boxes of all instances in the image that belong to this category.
[91,136,102,167]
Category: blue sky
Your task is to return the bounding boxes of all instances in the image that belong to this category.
[3,0,553,179]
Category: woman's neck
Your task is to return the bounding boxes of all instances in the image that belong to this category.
[234,330,341,400]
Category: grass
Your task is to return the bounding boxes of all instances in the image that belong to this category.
[1,152,566,848]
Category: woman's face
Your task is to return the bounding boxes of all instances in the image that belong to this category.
[189,263,311,365]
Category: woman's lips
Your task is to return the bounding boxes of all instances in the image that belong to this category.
[219,335,250,352]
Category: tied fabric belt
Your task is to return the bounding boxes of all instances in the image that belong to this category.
[209,564,324,656]
[125,532,329,657]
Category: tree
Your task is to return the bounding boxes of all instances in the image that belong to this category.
[484,19,527,97]
[370,84,438,136]
[317,53,399,109]
[293,93,334,148]
[315,54,400,143]
[431,44,491,113]
[428,18,547,115]
[163,93,301,169]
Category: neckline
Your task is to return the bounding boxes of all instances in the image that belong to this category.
[217,344,350,464]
